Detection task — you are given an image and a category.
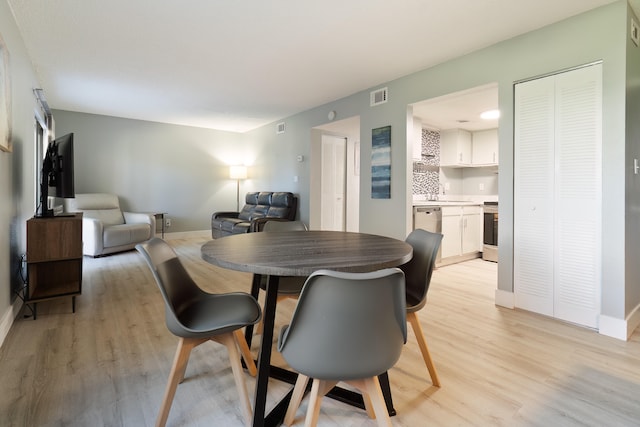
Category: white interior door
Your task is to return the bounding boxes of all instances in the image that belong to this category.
[514,63,602,328]
[320,135,346,231]
[553,65,602,328]
[514,75,556,317]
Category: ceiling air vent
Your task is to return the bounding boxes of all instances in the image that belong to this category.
[276,122,286,134]
[370,87,388,106]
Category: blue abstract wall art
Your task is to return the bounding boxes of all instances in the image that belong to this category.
[371,125,391,199]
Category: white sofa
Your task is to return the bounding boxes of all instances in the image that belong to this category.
[64,193,156,257]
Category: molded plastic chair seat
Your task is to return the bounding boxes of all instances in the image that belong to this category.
[136,238,261,427]
[278,268,406,427]
[260,220,308,296]
[399,228,443,387]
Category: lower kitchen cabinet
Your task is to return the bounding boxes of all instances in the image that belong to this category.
[441,205,482,264]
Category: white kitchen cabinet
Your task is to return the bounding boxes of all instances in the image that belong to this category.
[471,129,498,165]
[441,207,462,258]
[440,129,471,166]
[441,205,482,260]
[461,206,482,253]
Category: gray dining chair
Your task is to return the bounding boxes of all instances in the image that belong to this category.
[261,220,308,297]
[399,228,443,386]
[136,238,262,427]
[278,268,406,427]
[254,220,308,334]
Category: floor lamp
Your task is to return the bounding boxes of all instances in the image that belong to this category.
[229,165,247,211]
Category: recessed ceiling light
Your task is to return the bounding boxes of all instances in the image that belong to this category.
[480,109,500,120]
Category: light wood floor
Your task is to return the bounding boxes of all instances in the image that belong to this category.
[1,234,639,426]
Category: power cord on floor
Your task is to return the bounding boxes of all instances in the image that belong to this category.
[14,253,35,318]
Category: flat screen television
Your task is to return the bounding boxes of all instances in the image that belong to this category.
[37,133,75,217]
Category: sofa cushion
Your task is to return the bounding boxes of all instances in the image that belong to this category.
[238,205,254,221]
[221,218,246,232]
[64,193,126,225]
[232,222,251,234]
[83,208,125,226]
[104,223,151,248]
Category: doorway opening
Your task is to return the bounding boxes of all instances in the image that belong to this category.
[310,116,360,231]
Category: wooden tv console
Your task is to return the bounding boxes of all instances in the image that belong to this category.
[26,213,83,319]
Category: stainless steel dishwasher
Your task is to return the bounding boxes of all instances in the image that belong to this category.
[413,206,442,264]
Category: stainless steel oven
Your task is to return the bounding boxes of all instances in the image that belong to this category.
[483,202,498,262]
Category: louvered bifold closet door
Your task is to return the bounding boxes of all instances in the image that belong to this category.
[514,75,556,317]
[514,63,602,328]
[553,65,602,328]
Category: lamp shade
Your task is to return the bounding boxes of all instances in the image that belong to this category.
[229,165,247,180]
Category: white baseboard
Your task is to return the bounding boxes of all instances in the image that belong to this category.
[495,289,514,309]
[599,304,640,341]
[0,298,23,350]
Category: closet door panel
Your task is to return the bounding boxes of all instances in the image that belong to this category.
[514,77,556,316]
[553,64,602,328]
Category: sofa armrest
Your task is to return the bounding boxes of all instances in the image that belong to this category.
[212,211,240,220]
[124,212,156,238]
[82,217,104,257]
[124,211,155,225]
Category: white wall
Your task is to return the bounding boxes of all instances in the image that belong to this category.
[52,110,257,233]
[0,0,47,346]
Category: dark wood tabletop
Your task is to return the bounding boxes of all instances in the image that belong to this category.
[201,230,413,277]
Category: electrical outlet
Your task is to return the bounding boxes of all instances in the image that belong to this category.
[165,218,171,227]
[479,183,485,191]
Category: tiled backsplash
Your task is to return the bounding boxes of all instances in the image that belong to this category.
[412,129,440,196]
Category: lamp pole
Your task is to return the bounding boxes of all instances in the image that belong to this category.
[229,165,247,212]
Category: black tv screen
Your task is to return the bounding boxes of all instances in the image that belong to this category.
[52,133,75,199]
[37,132,75,217]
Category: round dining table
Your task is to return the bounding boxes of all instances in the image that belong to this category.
[201,230,412,427]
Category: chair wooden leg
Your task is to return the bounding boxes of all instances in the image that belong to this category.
[156,337,200,427]
[234,329,257,377]
[304,379,324,427]
[407,312,440,387]
[348,379,376,419]
[284,374,309,426]
[302,379,337,427]
[361,377,393,427]
[220,332,253,427]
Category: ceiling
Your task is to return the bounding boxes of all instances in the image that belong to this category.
[8,0,631,133]
[411,83,499,132]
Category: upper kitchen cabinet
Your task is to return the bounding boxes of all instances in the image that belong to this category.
[472,129,498,165]
[440,129,471,166]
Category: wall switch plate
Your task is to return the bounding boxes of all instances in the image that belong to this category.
[632,18,639,46]
[479,183,485,190]
[165,218,171,227]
